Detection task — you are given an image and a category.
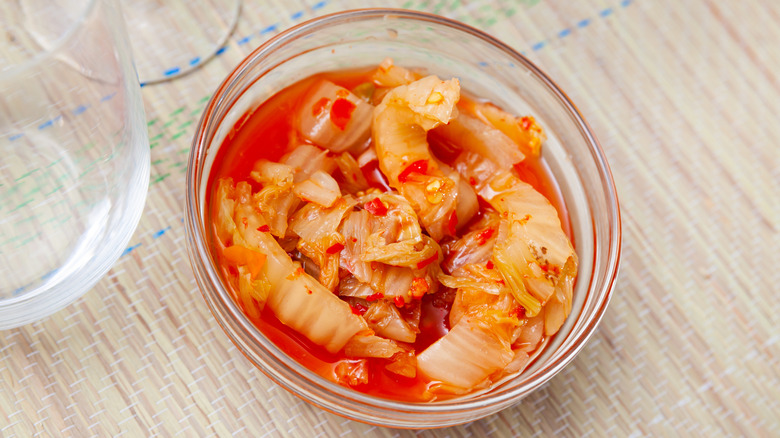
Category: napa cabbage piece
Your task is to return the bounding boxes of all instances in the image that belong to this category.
[247,161,298,238]
[334,152,370,193]
[357,192,423,244]
[290,195,355,247]
[458,97,546,158]
[385,348,417,378]
[446,273,520,328]
[543,256,576,336]
[372,58,420,89]
[296,79,373,153]
[370,58,423,105]
[335,359,369,387]
[344,332,404,359]
[514,314,544,352]
[339,209,375,283]
[361,234,441,269]
[503,350,531,375]
[372,75,462,241]
[487,172,573,278]
[432,112,525,167]
[357,146,377,168]
[289,196,356,291]
[441,220,499,274]
[283,143,337,179]
[250,160,294,188]
[341,192,441,273]
[223,245,267,278]
[254,186,298,238]
[219,178,367,353]
[237,265,271,319]
[293,170,341,208]
[338,194,441,305]
[454,151,577,319]
[214,178,237,244]
[337,276,375,298]
[439,264,504,297]
[373,75,460,185]
[438,161,479,231]
[249,145,336,238]
[417,315,515,389]
[363,299,418,343]
[488,172,577,309]
[492,222,543,317]
[397,177,459,241]
[449,147,497,192]
[418,286,522,389]
[339,263,436,305]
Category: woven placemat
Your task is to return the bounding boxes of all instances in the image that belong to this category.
[1,0,778,436]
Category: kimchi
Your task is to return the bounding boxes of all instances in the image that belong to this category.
[208,59,577,402]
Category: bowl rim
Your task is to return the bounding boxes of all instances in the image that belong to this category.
[186,7,622,423]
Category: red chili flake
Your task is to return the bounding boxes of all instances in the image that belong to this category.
[241,217,248,227]
[476,227,495,245]
[351,237,358,243]
[394,296,406,307]
[330,98,356,130]
[306,288,313,295]
[287,267,305,280]
[447,211,458,235]
[540,263,561,276]
[366,292,384,302]
[416,253,438,270]
[350,303,368,315]
[468,176,477,186]
[257,224,270,232]
[486,260,494,269]
[509,306,526,319]
[409,278,429,299]
[520,116,533,131]
[312,97,330,117]
[397,159,428,183]
[364,197,388,216]
[497,279,505,285]
[326,242,345,254]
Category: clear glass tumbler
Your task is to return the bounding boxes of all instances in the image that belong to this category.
[122,0,242,84]
[187,9,621,427]
[0,0,150,329]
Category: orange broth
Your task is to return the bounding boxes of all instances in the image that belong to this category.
[206,68,574,402]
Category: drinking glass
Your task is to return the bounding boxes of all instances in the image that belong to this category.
[0,0,150,329]
[122,0,241,84]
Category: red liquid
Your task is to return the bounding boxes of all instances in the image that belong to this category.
[207,69,573,402]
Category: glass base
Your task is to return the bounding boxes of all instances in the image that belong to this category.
[121,0,241,84]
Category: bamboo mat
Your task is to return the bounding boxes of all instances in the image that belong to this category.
[1,0,778,436]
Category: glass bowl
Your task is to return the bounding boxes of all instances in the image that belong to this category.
[185,9,621,428]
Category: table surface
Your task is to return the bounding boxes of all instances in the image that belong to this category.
[2,0,778,436]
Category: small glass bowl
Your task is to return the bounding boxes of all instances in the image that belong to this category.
[185,9,621,428]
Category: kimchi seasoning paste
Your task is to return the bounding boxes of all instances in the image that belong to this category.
[207,67,573,403]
